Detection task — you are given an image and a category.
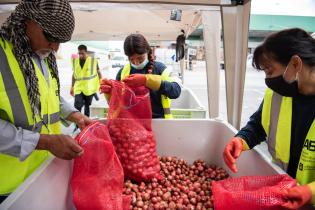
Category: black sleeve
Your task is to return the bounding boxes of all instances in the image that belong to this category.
[159,81,181,99]
[116,68,123,81]
[235,101,267,148]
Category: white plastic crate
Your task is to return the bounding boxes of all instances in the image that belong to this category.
[90,87,206,119]
[1,119,313,210]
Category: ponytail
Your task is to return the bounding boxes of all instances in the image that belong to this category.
[147,47,155,74]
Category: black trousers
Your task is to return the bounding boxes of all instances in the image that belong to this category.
[74,93,94,117]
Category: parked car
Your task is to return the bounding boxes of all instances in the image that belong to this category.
[220,61,225,70]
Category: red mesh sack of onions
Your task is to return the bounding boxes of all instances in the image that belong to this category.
[212,174,297,210]
[71,122,131,210]
[107,80,162,182]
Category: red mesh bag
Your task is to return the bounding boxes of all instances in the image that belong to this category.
[107,80,161,182]
[212,174,297,210]
[71,121,130,210]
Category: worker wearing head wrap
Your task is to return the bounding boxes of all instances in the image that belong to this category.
[0,0,93,203]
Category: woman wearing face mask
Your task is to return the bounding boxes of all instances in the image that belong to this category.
[223,28,315,209]
[100,34,181,118]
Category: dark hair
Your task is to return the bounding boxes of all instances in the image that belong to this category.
[124,34,154,72]
[78,44,87,52]
[253,28,315,70]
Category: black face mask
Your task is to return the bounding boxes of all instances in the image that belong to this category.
[265,75,298,97]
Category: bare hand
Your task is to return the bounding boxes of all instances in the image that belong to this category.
[67,111,93,130]
[37,134,83,160]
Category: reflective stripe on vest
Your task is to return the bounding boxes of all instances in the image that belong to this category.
[262,88,315,184]
[0,39,61,194]
[262,88,292,171]
[73,56,99,96]
[26,112,60,132]
[160,69,173,119]
[74,74,97,81]
[120,63,173,119]
[0,41,29,128]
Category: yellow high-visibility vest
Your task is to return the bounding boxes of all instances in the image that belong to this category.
[262,88,315,185]
[73,56,99,96]
[121,63,173,119]
[0,38,61,194]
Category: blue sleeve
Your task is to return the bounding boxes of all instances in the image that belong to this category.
[154,62,181,99]
[235,101,267,148]
[159,81,181,99]
[116,68,123,81]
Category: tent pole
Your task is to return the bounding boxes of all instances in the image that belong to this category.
[221,1,251,129]
[202,10,221,118]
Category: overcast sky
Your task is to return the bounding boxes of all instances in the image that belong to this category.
[251,0,315,17]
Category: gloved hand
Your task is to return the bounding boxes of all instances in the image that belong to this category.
[99,78,113,94]
[281,185,312,209]
[145,74,162,91]
[122,74,146,87]
[223,137,247,173]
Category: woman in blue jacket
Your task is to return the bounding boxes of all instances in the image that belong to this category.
[100,34,181,118]
[223,28,315,209]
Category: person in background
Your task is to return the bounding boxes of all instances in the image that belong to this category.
[100,34,181,119]
[223,28,315,209]
[0,0,93,203]
[70,44,102,117]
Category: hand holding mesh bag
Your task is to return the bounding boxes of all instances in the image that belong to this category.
[212,174,297,210]
[71,121,130,210]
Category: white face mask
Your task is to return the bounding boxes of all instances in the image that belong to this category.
[131,56,149,70]
[35,49,52,60]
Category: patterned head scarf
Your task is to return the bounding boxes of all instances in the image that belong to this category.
[0,0,74,121]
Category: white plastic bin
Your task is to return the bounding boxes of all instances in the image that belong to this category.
[170,87,206,118]
[90,86,206,119]
[1,119,313,210]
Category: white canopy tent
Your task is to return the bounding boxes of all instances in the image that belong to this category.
[0,0,251,129]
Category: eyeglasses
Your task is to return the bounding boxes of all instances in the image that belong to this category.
[43,31,60,43]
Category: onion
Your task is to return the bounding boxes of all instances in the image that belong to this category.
[188,191,196,198]
[183,198,190,205]
[142,192,150,201]
[136,200,143,207]
[190,197,197,205]
[169,201,176,209]
[123,156,229,209]
[151,182,158,189]
[162,192,171,201]
[151,191,157,197]
[151,197,158,204]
